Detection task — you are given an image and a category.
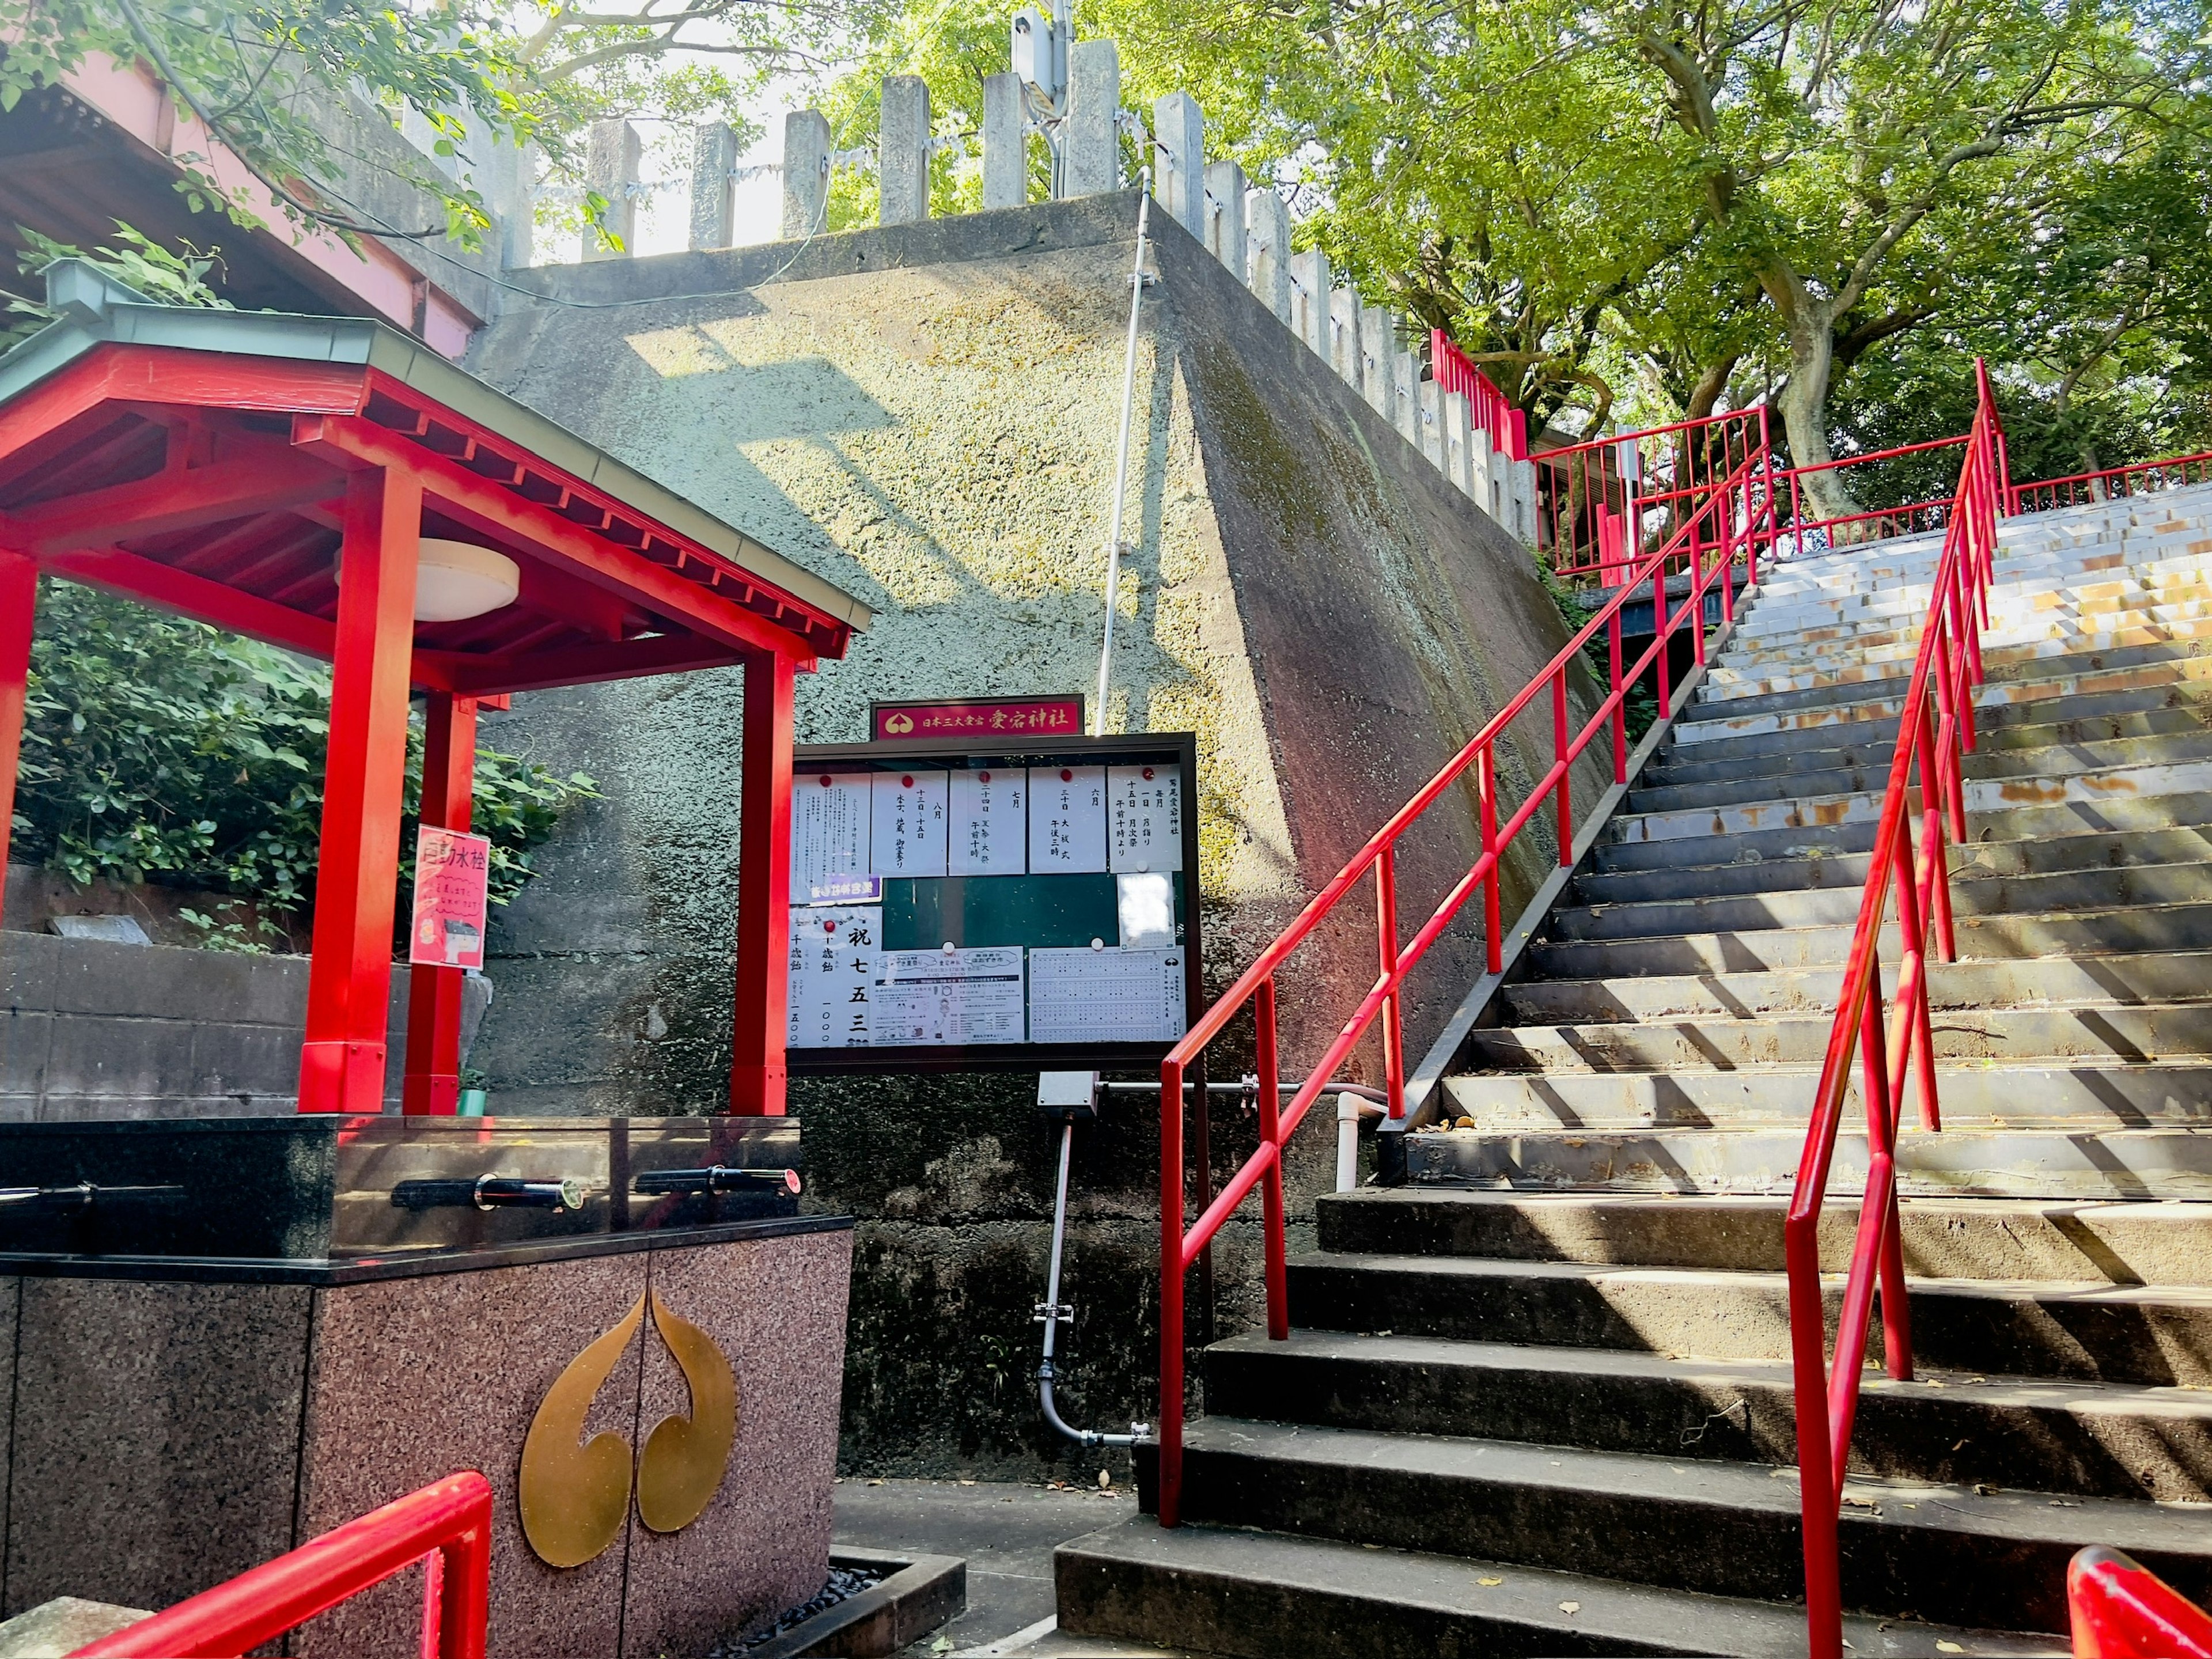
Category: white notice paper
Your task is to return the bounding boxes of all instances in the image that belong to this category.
[948,768,1028,876]
[791,772,874,902]
[874,947,1027,1046]
[870,771,949,877]
[1028,766,1107,873]
[1108,764,1183,873]
[785,906,881,1048]
[1028,946,1186,1044]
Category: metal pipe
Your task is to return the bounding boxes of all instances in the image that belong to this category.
[1092,169,1153,737]
[1037,1118,1142,1449]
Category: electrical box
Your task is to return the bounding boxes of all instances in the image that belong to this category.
[1010,6,1067,102]
[1037,1070,1101,1120]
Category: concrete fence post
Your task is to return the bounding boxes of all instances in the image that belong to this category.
[1247,189,1292,320]
[1202,159,1245,273]
[982,73,1025,209]
[1330,287,1363,396]
[878,76,930,225]
[688,122,739,251]
[1513,458,1539,541]
[1444,390,1475,498]
[1418,380,1446,470]
[1154,92,1203,233]
[1359,306,1394,421]
[485,138,535,269]
[1471,427,1501,521]
[1290,249,1331,353]
[584,119,641,260]
[781,108,831,239]
[1392,348,1422,448]
[1064,40,1122,196]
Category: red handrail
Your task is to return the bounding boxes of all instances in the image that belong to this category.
[2011,450,2212,517]
[1153,408,1777,1527]
[70,1471,494,1659]
[2069,1547,2212,1658]
[1785,362,2006,1658]
[1530,408,1778,584]
[1430,331,1528,463]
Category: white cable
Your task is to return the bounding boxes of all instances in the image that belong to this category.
[1092,168,1152,737]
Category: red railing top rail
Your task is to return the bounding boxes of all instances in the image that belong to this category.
[1785,434,1970,477]
[2070,1546,2212,1658]
[1430,331,1528,462]
[2011,448,2212,511]
[71,1471,494,1658]
[1531,403,1767,465]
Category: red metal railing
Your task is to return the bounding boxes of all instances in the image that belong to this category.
[1532,409,1777,585]
[1152,414,1777,1527]
[1784,363,2006,1658]
[71,1471,494,1659]
[2010,450,2212,516]
[1430,332,1529,463]
[2069,1546,2212,1658]
[1777,435,1974,554]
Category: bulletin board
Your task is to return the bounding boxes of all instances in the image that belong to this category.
[785,732,1202,1074]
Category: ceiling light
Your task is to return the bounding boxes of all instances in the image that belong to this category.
[415,538,521,622]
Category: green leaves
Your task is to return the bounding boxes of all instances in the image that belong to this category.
[16,579,597,946]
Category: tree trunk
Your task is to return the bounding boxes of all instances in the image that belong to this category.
[1777,315,1859,526]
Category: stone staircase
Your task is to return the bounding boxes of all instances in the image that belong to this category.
[1054,487,2212,1656]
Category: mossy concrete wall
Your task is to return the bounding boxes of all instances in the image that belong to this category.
[464,194,1604,1475]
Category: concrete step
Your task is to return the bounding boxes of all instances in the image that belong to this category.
[1736,573,2212,652]
[1463,1001,2212,1072]
[1624,732,2212,816]
[1286,1252,2212,1384]
[1548,861,2212,938]
[1435,1062,2212,1131]
[1055,1515,2065,1658]
[1574,827,2212,907]
[1603,759,2212,846]
[1587,794,2212,877]
[1159,1418,2212,1633]
[1529,903,2212,976]
[1497,950,2212,1025]
[1722,594,2212,674]
[1400,1122,2212,1200]
[1703,618,2212,704]
[1313,1189,2212,1283]
[1200,1329,2212,1501]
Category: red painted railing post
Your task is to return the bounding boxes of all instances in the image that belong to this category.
[1157,1052,1185,1528]
[1255,978,1290,1339]
[1376,849,1406,1118]
[2070,1546,2212,1658]
[403,692,480,1117]
[1551,673,1572,868]
[1478,745,1502,975]
[1652,559,1671,715]
[1608,605,1627,785]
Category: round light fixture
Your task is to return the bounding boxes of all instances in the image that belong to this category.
[414,538,521,622]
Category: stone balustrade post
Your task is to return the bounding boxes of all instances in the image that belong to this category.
[879,77,930,225]
[1290,249,1331,353]
[1418,380,1446,469]
[1359,306,1395,420]
[1330,287,1363,395]
[1391,347,1421,446]
[1444,391,1475,498]
[1202,160,1245,272]
[982,73,1025,209]
[781,108,831,239]
[1064,40,1122,196]
[688,123,738,251]
[1154,92,1203,233]
[584,119,640,260]
[1247,190,1292,320]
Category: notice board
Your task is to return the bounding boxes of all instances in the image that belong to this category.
[786,732,1200,1073]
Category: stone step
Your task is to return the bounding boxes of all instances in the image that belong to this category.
[1399,1122,2212,1200]
[1054,1516,2065,1659]
[1738,554,2212,637]
[1463,1001,2212,1073]
[1694,637,2212,721]
[1672,651,2212,744]
[1497,950,2212,1025]
[1200,1329,2212,1501]
[1549,861,2212,938]
[1575,826,2212,907]
[1286,1252,2212,1384]
[1528,903,2212,976]
[1158,1418,2212,1634]
[1313,1189,2212,1283]
[1625,731,2212,817]
[1585,794,2212,877]
[1702,617,2212,704]
[1436,1062,2212,1131]
[1744,534,2209,601]
[1732,581,2212,660]
[1603,760,2212,847]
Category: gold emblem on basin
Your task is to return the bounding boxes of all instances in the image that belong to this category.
[519,1290,737,1566]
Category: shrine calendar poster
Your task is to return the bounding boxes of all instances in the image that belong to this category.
[410,825,493,969]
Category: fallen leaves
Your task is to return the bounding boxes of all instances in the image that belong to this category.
[1558,1601,1581,1615]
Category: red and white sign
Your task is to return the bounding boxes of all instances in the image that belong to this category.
[872,696,1084,742]
[410,825,492,969]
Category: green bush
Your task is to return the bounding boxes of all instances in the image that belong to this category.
[13,579,594,950]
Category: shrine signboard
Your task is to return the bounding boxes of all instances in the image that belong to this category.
[786,730,1200,1073]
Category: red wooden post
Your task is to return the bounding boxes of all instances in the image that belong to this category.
[403,691,479,1116]
[0,552,33,934]
[729,648,796,1115]
[299,468,422,1115]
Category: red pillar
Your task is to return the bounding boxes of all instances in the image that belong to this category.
[402,691,479,1115]
[299,468,421,1114]
[728,648,795,1115]
[0,552,34,934]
